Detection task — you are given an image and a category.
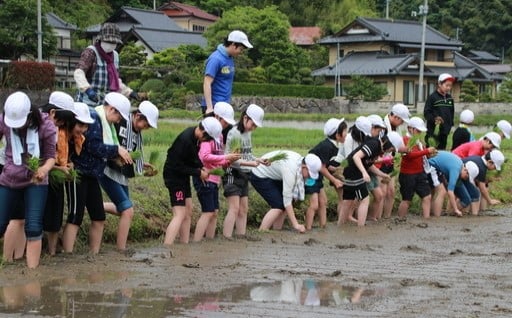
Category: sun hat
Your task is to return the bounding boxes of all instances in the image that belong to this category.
[214,102,236,125]
[72,102,95,124]
[497,120,511,139]
[391,103,410,122]
[246,104,264,127]
[227,30,253,48]
[4,91,31,128]
[49,91,74,111]
[459,109,474,124]
[407,116,427,132]
[201,117,222,144]
[138,101,159,128]
[438,73,455,83]
[367,114,386,128]
[355,116,372,137]
[386,131,405,151]
[304,153,322,179]
[104,92,130,121]
[323,118,344,137]
[483,132,501,149]
[98,23,122,44]
[465,161,479,184]
[488,149,505,171]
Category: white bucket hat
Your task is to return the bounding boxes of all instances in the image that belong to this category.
[104,92,130,121]
[386,131,405,151]
[391,103,410,122]
[72,102,95,124]
[49,91,74,111]
[304,153,322,179]
[367,114,386,128]
[407,116,427,132]
[227,30,253,49]
[355,116,372,137]
[4,91,31,128]
[484,132,501,149]
[138,101,159,128]
[323,118,344,137]
[459,109,474,124]
[201,117,222,144]
[497,120,511,139]
[488,149,505,171]
[246,104,264,127]
[214,102,236,125]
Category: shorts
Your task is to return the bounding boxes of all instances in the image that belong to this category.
[342,182,368,201]
[399,172,431,201]
[165,179,192,207]
[66,175,105,226]
[305,176,324,195]
[427,168,443,189]
[454,179,480,208]
[43,181,65,232]
[366,174,379,192]
[223,168,249,197]
[193,178,219,212]
[249,173,285,210]
[99,175,133,213]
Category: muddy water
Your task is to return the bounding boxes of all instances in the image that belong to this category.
[1,210,511,317]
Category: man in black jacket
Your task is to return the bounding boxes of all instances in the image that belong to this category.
[424,73,456,150]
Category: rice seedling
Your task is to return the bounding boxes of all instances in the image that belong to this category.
[266,151,288,163]
[209,168,225,176]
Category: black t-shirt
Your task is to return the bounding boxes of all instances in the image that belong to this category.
[463,155,487,184]
[343,137,382,181]
[309,138,339,166]
[451,127,471,151]
[424,90,455,135]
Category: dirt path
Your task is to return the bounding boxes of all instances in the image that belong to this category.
[1,210,511,317]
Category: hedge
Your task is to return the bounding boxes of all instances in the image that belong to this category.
[185,81,334,99]
[6,61,55,90]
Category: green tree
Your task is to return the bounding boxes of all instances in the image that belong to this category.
[497,73,512,102]
[460,79,478,102]
[343,75,388,101]
[0,0,57,60]
[119,42,148,88]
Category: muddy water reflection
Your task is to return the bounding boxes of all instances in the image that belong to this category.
[0,276,383,317]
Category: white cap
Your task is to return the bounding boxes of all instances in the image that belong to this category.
[391,103,410,122]
[465,161,479,184]
[201,117,222,144]
[483,131,501,149]
[438,73,455,83]
[355,116,372,137]
[367,114,386,128]
[407,116,427,132]
[214,102,236,125]
[49,91,74,111]
[323,118,344,137]
[386,131,405,151]
[497,120,511,139]
[4,91,31,128]
[104,92,130,121]
[488,149,505,171]
[304,153,322,179]
[459,109,474,124]
[227,30,253,49]
[138,101,159,128]
[72,102,95,124]
[246,104,264,127]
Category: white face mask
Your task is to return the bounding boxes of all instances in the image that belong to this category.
[100,42,117,53]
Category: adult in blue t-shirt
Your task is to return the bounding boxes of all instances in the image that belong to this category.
[428,151,468,217]
[202,30,253,115]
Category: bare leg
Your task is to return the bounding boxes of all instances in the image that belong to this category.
[470,201,480,216]
[3,220,26,261]
[272,211,287,230]
[104,202,120,216]
[62,223,79,253]
[47,232,59,256]
[338,199,356,225]
[318,189,328,228]
[305,193,319,231]
[205,211,218,239]
[26,239,42,269]
[356,196,370,226]
[89,220,104,254]
[116,207,134,250]
[382,178,396,218]
[336,188,343,223]
[431,185,446,217]
[223,195,240,238]
[178,198,193,243]
[368,186,384,220]
[193,212,215,242]
[260,209,285,230]
[421,195,432,218]
[235,196,248,236]
[397,200,411,218]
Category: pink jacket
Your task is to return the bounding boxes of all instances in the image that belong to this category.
[452,140,484,158]
[198,138,230,184]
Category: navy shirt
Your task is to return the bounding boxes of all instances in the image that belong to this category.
[463,155,487,184]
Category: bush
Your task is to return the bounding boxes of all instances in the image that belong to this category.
[185,81,334,99]
[140,78,166,93]
[6,61,55,90]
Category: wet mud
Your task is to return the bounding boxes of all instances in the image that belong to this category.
[1,209,511,317]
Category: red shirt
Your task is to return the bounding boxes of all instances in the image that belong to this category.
[400,136,430,174]
[452,140,484,158]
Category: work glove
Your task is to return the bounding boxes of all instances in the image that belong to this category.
[85,88,98,103]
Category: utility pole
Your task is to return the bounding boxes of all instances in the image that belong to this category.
[37,0,42,62]
[386,0,390,19]
[417,0,428,105]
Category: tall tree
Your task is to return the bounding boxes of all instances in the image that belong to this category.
[0,0,57,59]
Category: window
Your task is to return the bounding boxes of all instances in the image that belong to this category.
[192,24,205,32]
[427,82,436,96]
[437,50,445,61]
[403,80,415,105]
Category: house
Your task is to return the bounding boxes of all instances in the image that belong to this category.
[466,50,501,64]
[158,1,218,33]
[289,27,322,46]
[312,17,501,108]
[46,12,81,88]
[85,6,207,59]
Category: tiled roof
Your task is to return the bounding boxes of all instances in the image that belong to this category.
[131,26,207,52]
[468,50,500,62]
[46,12,77,31]
[159,1,218,21]
[289,27,322,45]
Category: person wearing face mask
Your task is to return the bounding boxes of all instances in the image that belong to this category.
[74,23,146,106]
